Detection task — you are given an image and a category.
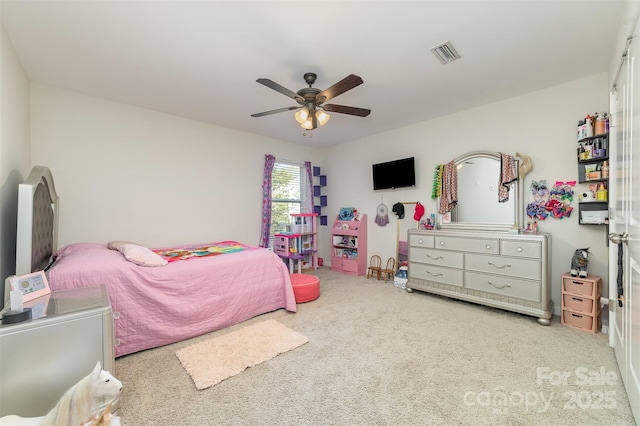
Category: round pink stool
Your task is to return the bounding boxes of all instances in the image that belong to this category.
[290,274,320,303]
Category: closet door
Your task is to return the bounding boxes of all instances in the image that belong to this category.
[608,34,640,423]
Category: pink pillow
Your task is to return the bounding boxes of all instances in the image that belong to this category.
[117,244,168,267]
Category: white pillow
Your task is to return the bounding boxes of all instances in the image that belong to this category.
[117,244,168,267]
[107,240,137,250]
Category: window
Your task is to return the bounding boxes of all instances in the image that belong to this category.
[270,161,310,241]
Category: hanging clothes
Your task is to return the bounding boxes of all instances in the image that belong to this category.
[499,153,518,203]
[438,160,458,214]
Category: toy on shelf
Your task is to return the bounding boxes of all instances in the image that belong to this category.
[570,248,590,278]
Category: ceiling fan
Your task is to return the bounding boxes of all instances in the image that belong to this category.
[251,73,371,130]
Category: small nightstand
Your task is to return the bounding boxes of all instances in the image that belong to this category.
[0,285,114,417]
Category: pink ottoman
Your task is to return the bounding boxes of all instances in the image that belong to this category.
[290,273,320,303]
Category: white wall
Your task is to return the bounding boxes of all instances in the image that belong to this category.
[323,73,610,315]
[21,52,615,319]
[0,25,31,305]
[30,84,320,248]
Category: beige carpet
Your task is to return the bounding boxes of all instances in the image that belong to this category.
[175,319,308,390]
[116,268,636,425]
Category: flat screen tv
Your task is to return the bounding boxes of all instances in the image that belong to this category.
[372,157,416,190]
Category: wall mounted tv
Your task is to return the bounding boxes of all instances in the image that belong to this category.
[372,157,416,190]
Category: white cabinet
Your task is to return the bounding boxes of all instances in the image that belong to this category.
[407,229,552,325]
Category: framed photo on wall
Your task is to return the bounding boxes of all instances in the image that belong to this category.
[9,271,51,302]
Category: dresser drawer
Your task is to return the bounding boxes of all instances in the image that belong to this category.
[466,254,541,280]
[435,236,498,254]
[409,262,463,287]
[562,294,598,314]
[562,309,601,333]
[501,240,541,258]
[561,274,602,298]
[409,234,434,248]
[465,271,541,302]
[409,247,463,268]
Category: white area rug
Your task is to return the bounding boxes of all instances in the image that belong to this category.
[175,319,309,390]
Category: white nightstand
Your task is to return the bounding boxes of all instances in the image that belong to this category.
[0,285,114,417]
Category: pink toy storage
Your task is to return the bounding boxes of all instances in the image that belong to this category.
[331,214,367,276]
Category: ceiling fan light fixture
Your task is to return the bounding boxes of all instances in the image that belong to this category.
[253,73,370,131]
[301,118,314,130]
[294,108,309,124]
[316,110,330,126]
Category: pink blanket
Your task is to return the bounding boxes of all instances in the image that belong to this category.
[48,242,297,357]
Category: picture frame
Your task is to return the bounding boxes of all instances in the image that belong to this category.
[9,271,51,303]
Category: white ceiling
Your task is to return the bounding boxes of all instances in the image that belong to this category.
[1,1,627,147]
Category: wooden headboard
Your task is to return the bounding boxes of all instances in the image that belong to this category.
[15,166,59,276]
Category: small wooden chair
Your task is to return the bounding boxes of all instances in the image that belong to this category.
[380,257,396,282]
[367,255,382,279]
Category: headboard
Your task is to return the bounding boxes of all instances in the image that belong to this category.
[15,166,59,276]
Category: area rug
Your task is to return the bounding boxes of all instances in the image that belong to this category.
[175,319,309,390]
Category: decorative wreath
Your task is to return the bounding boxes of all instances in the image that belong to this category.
[375,203,390,227]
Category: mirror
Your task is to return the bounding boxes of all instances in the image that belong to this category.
[440,150,524,232]
[396,201,417,269]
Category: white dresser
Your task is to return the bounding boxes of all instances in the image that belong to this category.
[407,229,553,325]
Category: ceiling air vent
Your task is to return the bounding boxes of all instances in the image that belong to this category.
[430,41,461,64]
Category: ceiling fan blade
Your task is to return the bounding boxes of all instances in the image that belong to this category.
[316,74,364,103]
[251,106,300,117]
[323,104,371,117]
[256,78,304,103]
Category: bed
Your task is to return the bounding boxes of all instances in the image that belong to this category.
[15,166,297,357]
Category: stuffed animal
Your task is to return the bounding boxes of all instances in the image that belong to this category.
[570,248,590,278]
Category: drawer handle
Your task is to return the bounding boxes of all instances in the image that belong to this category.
[418,239,423,244]
[486,244,492,250]
[487,261,511,269]
[572,297,584,302]
[488,281,511,289]
[426,254,443,260]
[571,313,583,318]
[517,247,523,252]
[427,271,444,277]
[440,241,445,246]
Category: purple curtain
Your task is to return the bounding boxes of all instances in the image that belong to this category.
[259,154,276,247]
[305,161,313,213]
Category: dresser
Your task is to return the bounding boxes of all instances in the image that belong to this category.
[407,229,553,325]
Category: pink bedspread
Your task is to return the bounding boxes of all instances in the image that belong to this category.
[48,242,297,357]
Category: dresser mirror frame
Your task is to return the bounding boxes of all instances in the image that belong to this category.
[439,150,524,233]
